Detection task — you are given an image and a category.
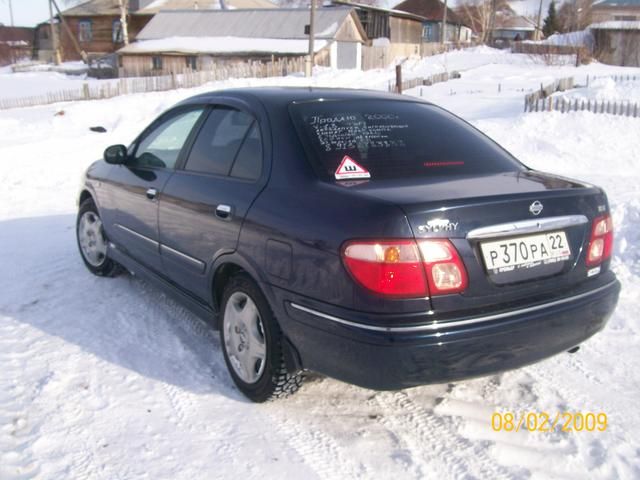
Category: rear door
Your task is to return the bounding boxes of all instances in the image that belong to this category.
[158,104,266,301]
[109,106,206,272]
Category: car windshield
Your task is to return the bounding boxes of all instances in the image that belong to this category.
[290,99,525,182]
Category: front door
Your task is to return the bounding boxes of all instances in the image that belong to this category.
[158,105,266,301]
[109,107,206,272]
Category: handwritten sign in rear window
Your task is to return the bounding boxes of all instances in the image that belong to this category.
[290,100,524,181]
[308,113,408,153]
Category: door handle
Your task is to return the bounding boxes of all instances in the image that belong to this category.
[146,188,157,200]
[216,204,232,220]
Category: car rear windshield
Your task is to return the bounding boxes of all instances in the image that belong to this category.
[290,99,525,181]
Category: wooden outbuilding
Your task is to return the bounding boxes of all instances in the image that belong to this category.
[117,8,368,77]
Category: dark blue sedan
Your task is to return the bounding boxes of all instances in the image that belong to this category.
[76,88,620,402]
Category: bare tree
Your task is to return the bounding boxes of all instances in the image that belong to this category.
[558,0,593,32]
[117,0,130,45]
[455,0,493,43]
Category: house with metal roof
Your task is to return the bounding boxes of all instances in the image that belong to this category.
[592,0,640,23]
[117,8,368,76]
[490,14,537,46]
[54,0,276,61]
[392,0,472,44]
[0,26,34,66]
[332,0,423,58]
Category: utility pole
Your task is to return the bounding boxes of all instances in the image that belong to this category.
[488,0,497,45]
[306,0,315,78]
[48,0,61,65]
[8,0,14,26]
[535,0,544,40]
[51,0,88,63]
[117,0,130,45]
[440,0,448,45]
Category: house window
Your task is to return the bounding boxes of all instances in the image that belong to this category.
[614,15,637,21]
[152,56,163,70]
[423,24,433,42]
[78,19,92,42]
[186,56,197,70]
[112,20,123,43]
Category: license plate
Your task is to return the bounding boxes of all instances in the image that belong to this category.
[480,231,571,274]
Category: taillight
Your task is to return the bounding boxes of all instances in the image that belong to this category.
[342,240,428,297]
[586,214,614,267]
[417,239,468,295]
[341,239,467,298]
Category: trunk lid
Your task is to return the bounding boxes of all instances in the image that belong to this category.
[344,170,609,312]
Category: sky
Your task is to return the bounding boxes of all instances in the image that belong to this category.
[0,0,83,27]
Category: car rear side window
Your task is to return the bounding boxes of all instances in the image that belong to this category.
[290,100,525,181]
[185,107,259,178]
[230,123,262,180]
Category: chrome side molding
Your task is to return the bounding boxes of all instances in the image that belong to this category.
[289,279,616,333]
[115,223,159,247]
[466,215,589,240]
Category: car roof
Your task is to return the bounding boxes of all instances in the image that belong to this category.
[178,86,428,108]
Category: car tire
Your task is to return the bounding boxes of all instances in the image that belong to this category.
[220,273,304,402]
[76,198,122,277]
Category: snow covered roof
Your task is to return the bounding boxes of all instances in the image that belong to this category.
[61,0,276,16]
[136,8,364,41]
[392,0,466,26]
[332,0,426,22]
[118,36,329,55]
[493,14,537,31]
[137,0,277,13]
[593,0,640,7]
[590,20,640,29]
[0,26,34,46]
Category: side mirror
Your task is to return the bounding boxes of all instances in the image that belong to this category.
[104,144,128,164]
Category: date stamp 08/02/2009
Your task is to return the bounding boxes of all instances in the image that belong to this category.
[491,412,608,433]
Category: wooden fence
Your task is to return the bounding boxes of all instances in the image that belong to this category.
[525,96,640,117]
[388,71,459,93]
[0,59,304,110]
[524,74,640,117]
[586,74,640,86]
[363,42,474,70]
[512,43,585,56]
[524,77,575,107]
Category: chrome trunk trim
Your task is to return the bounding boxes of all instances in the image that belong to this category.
[466,215,589,240]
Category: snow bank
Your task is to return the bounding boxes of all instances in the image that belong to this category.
[119,36,329,55]
[554,77,640,103]
[537,29,595,49]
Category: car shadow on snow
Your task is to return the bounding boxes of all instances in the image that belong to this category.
[0,214,247,401]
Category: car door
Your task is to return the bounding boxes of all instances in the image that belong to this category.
[158,104,266,301]
[108,106,206,273]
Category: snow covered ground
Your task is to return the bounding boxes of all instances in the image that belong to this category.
[1,49,640,479]
[553,76,640,104]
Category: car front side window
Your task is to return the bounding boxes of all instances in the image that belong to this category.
[132,109,204,169]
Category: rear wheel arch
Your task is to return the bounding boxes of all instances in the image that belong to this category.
[78,189,93,206]
[212,263,246,315]
[210,252,272,313]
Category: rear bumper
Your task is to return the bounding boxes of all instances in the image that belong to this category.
[273,275,620,390]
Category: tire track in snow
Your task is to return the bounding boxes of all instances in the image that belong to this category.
[372,390,514,480]
[263,407,366,480]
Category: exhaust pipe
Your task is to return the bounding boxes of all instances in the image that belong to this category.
[567,346,580,354]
